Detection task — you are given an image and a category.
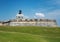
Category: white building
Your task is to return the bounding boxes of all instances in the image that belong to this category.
[9,10,57,27]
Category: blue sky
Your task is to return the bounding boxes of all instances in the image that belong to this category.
[0,0,60,26]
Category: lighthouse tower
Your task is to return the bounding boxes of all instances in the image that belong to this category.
[16,10,23,20]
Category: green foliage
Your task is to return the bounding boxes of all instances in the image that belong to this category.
[0,26,60,42]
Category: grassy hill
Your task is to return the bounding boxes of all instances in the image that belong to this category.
[0,26,60,42]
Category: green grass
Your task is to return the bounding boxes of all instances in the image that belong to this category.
[0,26,60,42]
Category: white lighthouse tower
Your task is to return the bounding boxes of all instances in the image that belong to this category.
[16,10,24,20]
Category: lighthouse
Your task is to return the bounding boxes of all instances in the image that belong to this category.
[16,10,23,19]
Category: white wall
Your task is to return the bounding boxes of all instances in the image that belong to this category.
[9,21,57,27]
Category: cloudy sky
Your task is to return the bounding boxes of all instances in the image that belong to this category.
[0,0,60,26]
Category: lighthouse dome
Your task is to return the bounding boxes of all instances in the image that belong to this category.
[16,13,24,17]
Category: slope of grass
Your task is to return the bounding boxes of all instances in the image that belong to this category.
[0,26,60,34]
[0,31,42,42]
[0,26,60,42]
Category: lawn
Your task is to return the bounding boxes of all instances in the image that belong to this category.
[0,26,60,42]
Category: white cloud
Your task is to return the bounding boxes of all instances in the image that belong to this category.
[24,16,29,19]
[35,13,45,18]
[46,9,60,19]
[52,0,60,5]
[48,0,60,5]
